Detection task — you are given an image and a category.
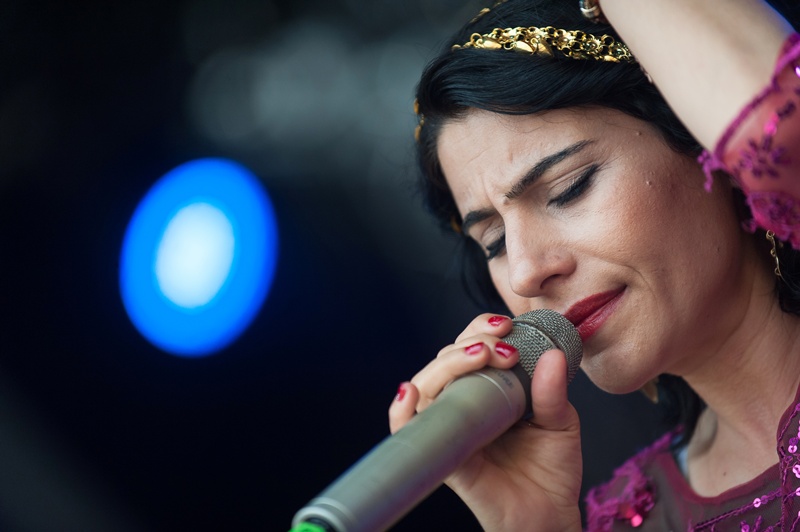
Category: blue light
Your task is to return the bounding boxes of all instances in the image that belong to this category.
[120,158,278,357]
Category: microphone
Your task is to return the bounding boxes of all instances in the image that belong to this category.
[290,309,582,532]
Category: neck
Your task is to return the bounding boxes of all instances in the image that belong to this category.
[681,282,800,496]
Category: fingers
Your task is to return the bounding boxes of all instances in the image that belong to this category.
[388,313,515,432]
[417,313,517,411]
[454,313,514,343]
[414,335,519,411]
[527,349,578,432]
[389,382,419,434]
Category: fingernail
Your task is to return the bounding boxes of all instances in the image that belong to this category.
[488,316,508,327]
[465,342,484,355]
[495,341,517,358]
[396,383,408,402]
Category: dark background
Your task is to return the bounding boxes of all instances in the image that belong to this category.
[0,1,660,530]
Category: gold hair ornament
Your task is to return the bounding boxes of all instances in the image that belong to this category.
[579,0,607,24]
[414,27,638,144]
[413,99,425,143]
[452,26,636,64]
[469,0,509,24]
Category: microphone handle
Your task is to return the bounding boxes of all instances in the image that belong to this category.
[291,365,532,532]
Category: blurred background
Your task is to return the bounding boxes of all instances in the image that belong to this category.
[0,0,660,530]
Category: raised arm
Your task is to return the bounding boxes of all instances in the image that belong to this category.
[600,0,793,150]
[602,0,800,246]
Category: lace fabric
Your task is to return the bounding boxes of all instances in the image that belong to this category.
[699,33,800,248]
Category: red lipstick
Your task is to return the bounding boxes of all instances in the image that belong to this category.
[563,288,625,342]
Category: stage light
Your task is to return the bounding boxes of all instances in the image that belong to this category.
[120,158,278,357]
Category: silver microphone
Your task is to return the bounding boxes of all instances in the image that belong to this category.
[291,309,582,532]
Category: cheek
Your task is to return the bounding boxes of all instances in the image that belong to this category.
[581,166,720,263]
[564,179,657,256]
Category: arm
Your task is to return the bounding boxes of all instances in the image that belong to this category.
[600,0,793,150]
[603,0,800,247]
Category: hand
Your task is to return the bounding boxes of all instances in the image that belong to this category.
[388,314,583,531]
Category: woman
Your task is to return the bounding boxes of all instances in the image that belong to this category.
[390,0,800,529]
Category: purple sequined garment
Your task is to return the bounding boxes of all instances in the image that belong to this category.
[585,386,800,531]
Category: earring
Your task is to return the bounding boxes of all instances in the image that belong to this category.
[640,378,659,404]
[766,230,784,280]
[450,215,462,234]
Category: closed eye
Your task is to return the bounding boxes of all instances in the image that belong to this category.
[483,164,598,260]
[485,234,506,261]
[549,164,599,207]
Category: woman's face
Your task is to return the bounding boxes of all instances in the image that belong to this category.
[437,107,761,393]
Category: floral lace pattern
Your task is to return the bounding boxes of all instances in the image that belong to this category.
[585,433,666,530]
[699,33,800,248]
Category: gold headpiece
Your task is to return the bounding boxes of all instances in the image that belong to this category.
[469,0,509,24]
[453,26,635,63]
[414,27,637,143]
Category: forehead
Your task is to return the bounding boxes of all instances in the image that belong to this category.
[438,109,585,210]
[436,107,646,215]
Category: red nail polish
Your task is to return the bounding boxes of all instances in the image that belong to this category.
[465,342,484,355]
[488,316,508,327]
[396,383,407,402]
[495,341,517,358]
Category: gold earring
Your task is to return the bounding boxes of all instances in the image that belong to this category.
[766,230,783,280]
[640,378,659,404]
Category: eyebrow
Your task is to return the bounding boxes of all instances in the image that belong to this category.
[460,139,594,236]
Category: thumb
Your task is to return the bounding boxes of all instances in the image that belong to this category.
[528,349,577,431]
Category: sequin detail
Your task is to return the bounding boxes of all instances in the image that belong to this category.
[586,400,800,531]
[585,433,665,530]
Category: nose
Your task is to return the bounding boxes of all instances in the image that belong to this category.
[504,226,576,298]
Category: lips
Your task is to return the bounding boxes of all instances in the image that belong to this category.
[563,287,625,342]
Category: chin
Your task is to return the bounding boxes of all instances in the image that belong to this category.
[580,358,651,395]
[584,375,643,395]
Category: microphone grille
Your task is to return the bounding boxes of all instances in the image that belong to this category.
[503,309,583,383]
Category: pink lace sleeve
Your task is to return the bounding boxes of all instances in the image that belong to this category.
[699,33,800,248]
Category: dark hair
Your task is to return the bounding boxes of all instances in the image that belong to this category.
[414,0,800,444]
